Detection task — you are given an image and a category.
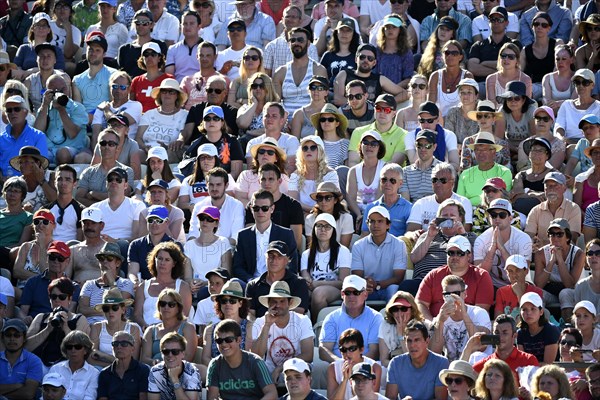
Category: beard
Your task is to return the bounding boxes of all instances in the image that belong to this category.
[358,64,371,73]
[292,45,308,59]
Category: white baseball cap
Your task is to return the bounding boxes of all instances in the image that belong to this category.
[447,236,471,252]
[42,372,65,388]
[81,207,103,222]
[147,146,168,161]
[505,254,528,270]
[520,292,543,309]
[342,275,367,291]
[367,205,390,221]
[314,213,336,229]
[283,358,311,374]
[573,300,597,315]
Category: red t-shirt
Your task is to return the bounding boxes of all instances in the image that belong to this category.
[473,347,539,384]
[416,264,494,317]
[494,283,544,317]
[130,73,175,112]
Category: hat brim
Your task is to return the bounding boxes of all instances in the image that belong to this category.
[309,188,343,201]
[210,292,249,301]
[150,86,189,105]
[250,142,287,161]
[497,92,536,106]
[310,110,349,133]
[584,146,600,158]
[93,298,134,312]
[466,142,503,152]
[9,154,49,171]
[579,21,600,38]
[524,138,552,156]
[439,368,478,386]
[95,251,124,262]
[258,294,301,310]
[466,110,503,121]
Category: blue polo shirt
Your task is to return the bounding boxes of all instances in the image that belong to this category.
[98,358,150,399]
[0,123,48,177]
[46,99,89,158]
[127,234,182,280]
[19,270,81,317]
[361,196,413,236]
[0,349,43,385]
[72,65,116,114]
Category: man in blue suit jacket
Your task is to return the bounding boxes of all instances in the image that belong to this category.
[233,189,298,282]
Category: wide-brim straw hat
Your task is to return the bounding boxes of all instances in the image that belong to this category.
[258,281,301,310]
[584,138,600,158]
[9,146,49,171]
[579,13,600,39]
[150,78,188,105]
[309,181,343,201]
[249,137,287,161]
[466,100,503,121]
[439,360,478,386]
[210,280,249,301]
[310,103,348,133]
[93,287,134,311]
[466,131,503,152]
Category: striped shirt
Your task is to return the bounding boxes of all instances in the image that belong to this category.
[401,158,441,203]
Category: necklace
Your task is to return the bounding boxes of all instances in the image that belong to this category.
[444,70,461,93]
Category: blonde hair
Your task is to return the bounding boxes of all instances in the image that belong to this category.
[497,42,521,72]
[247,73,280,104]
[475,359,518,399]
[531,365,573,399]
[239,46,264,82]
[295,141,330,192]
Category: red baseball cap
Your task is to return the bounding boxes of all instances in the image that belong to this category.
[33,209,55,223]
[482,177,506,191]
[47,241,71,258]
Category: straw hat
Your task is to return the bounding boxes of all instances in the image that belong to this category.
[210,280,249,301]
[466,100,503,121]
[466,131,503,152]
[258,281,301,310]
[439,360,478,386]
[9,146,49,171]
[93,287,134,311]
[310,103,349,133]
[250,137,286,161]
[309,181,343,201]
[150,78,188,105]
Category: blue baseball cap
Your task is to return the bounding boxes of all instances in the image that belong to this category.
[0,293,7,306]
[203,105,224,119]
[147,205,169,220]
[579,114,600,129]
[98,0,117,6]
[148,179,169,191]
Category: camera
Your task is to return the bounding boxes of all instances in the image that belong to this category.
[53,92,69,107]
[50,306,67,328]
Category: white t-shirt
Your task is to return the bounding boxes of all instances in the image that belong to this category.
[128,8,180,42]
[91,100,143,140]
[300,245,351,281]
[215,45,251,81]
[140,108,188,147]
[245,133,300,159]
[582,328,600,362]
[50,21,82,53]
[188,195,245,241]
[251,312,314,373]
[442,304,492,362]
[179,174,236,206]
[184,236,232,279]
[288,170,340,208]
[192,297,221,326]
[360,0,390,23]
[407,192,474,229]
[96,197,146,240]
[555,100,600,140]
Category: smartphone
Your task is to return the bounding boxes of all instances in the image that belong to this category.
[480,334,501,346]
[435,217,454,229]
[573,349,593,353]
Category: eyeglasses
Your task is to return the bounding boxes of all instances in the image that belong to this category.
[574,79,593,87]
[215,336,237,345]
[289,37,305,43]
[339,345,359,353]
[309,85,327,91]
[134,20,152,26]
[243,55,259,61]
[534,116,551,122]
[99,140,118,147]
[445,377,465,385]
[5,107,22,113]
[506,96,523,102]
[381,177,398,185]
[443,50,460,57]
[34,219,51,226]
[560,339,577,346]
[193,1,212,7]
[102,304,121,312]
[490,17,506,23]
[316,194,334,202]
[343,289,363,296]
[147,218,165,225]
[65,344,84,350]
[48,254,66,262]
[390,305,411,313]
[483,188,499,194]
[587,26,600,32]
[315,223,333,231]
[500,53,516,60]
[418,117,436,124]
[49,293,68,300]
[218,298,239,305]
[533,21,550,28]
[446,251,466,257]
[203,116,222,122]
[411,83,427,90]
[143,51,159,57]
[416,143,434,149]
[586,250,600,256]
[158,300,178,308]
[112,340,132,347]
[389,0,406,4]
[107,176,123,183]
[320,117,337,123]
[228,26,245,32]
[206,88,224,94]
[257,148,275,156]
[376,106,394,114]
[488,211,508,219]
[161,89,178,95]
[358,54,375,62]
[111,84,128,90]
[477,113,493,120]
[3,332,23,338]
[252,205,271,212]
[347,93,363,100]
[361,139,380,147]
[431,177,450,184]
[161,348,183,356]
[302,144,318,152]
[97,255,118,262]
[199,215,217,223]
[250,82,265,90]
[548,231,565,238]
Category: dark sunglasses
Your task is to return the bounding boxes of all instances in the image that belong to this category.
[389,0,406,3]
[316,194,334,202]
[347,93,363,100]
[289,37,305,43]
[506,96,523,102]
[257,148,275,156]
[431,177,449,184]
[361,139,380,147]
[193,1,212,7]
[102,304,121,312]
[161,348,183,356]
[65,344,84,350]
[381,177,398,185]
[309,85,327,91]
[574,79,593,87]
[243,55,260,61]
[34,219,51,226]
[358,54,375,62]
[446,251,466,257]
[206,88,224,94]
[134,20,152,26]
[442,290,463,297]
[443,50,460,57]
[548,231,565,238]
[143,51,159,57]
[99,140,118,147]
[376,106,394,114]
[500,53,516,60]
[147,218,165,225]
[490,17,506,23]
[112,340,132,347]
[251,205,271,212]
[107,176,123,183]
[534,116,551,122]
[586,250,600,257]
[250,82,265,90]
[203,116,222,122]
[416,143,433,150]
[477,113,493,120]
[587,26,600,32]
[560,339,577,346]
[320,117,337,123]
[49,293,68,300]
[158,300,178,308]
[483,187,499,194]
[302,144,318,152]
[488,211,509,219]
[198,215,217,223]
[419,117,436,124]
[445,377,465,385]
[218,298,239,305]
[97,255,118,262]
[533,21,550,28]
[111,84,128,90]
[339,345,359,353]
[227,26,245,32]
[411,83,427,90]
[343,289,363,296]
[215,336,237,345]
[48,254,66,262]
[5,107,22,113]
[390,305,411,313]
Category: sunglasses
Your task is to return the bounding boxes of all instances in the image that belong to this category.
[483,187,499,194]
[389,0,406,3]
[107,176,123,183]
[102,304,121,312]
[490,17,506,23]
[358,54,375,62]
[315,223,333,231]
[586,250,600,256]
[381,177,398,185]
[243,55,259,61]
[111,84,128,90]
[34,219,51,226]
[97,255,118,262]
[302,144,318,152]
[376,106,394,114]
[419,117,436,124]
[361,139,380,147]
[252,205,271,212]
[500,53,516,60]
[443,50,460,57]
[134,20,152,26]
[506,96,523,102]
[347,93,363,100]
[534,116,551,122]
[446,251,466,257]
[416,143,434,150]
[48,254,66,262]
[161,89,178,95]
[99,140,118,147]
[476,113,493,120]
[316,194,334,202]
[390,305,411,313]
[250,82,265,90]
[309,85,327,91]
[49,293,68,300]
[548,231,565,238]
[257,148,275,156]
[411,83,427,90]
[587,26,600,32]
[161,348,183,356]
[343,289,363,296]
[147,218,165,225]
[199,215,217,223]
[289,37,305,43]
[112,340,132,347]
[218,298,239,305]
[158,300,178,308]
[193,1,212,7]
[65,344,84,350]
[574,79,593,87]
[339,345,359,353]
[206,88,224,94]
[203,116,222,122]
[533,21,550,28]
[560,339,577,346]
[320,117,337,123]
[215,336,237,345]
[488,211,508,219]
[431,177,449,184]
[445,377,465,385]
[5,107,22,113]
[227,26,245,32]
[143,51,159,57]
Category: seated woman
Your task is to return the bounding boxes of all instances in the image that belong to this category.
[0,177,33,274]
[517,292,560,365]
[395,74,428,133]
[575,14,600,72]
[291,75,329,140]
[305,182,353,248]
[486,42,533,107]
[227,46,264,108]
[417,16,458,80]
[135,147,181,204]
[310,103,349,169]
[574,138,600,211]
[521,12,557,100]
[300,213,350,322]
[14,13,65,76]
[494,255,543,319]
[570,301,600,363]
[542,44,576,115]
[140,288,197,366]
[88,287,141,368]
[9,147,57,212]
[515,106,565,171]
[320,19,359,88]
[137,188,186,244]
[130,42,174,112]
[533,219,585,322]
[525,364,574,400]
[474,359,519,400]
[444,78,480,146]
[438,360,478,400]
[373,15,413,86]
[326,328,382,400]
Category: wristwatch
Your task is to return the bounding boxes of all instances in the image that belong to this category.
[173,382,182,390]
[375,282,381,291]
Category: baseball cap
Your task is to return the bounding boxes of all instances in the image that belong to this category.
[520,292,543,309]
[505,254,529,270]
[342,275,367,291]
[447,236,471,253]
[579,114,600,128]
[147,205,169,220]
[34,42,56,55]
[418,101,439,117]
[416,129,436,144]
[147,146,168,161]
[489,6,508,19]
[0,294,7,306]
[85,31,108,52]
[2,318,27,333]
[334,17,355,30]
[197,205,220,220]
[197,143,219,157]
[488,198,513,214]
[107,112,130,127]
[283,358,311,374]
[573,68,595,84]
[203,105,225,119]
[4,95,27,107]
[266,240,289,257]
[367,205,390,221]
[205,268,231,280]
[98,0,117,5]
[148,179,169,191]
[573,300,596,315]
[227,18,246,29]
[543,171,566,186]
[141,41,162,55]
[47,240,71,258]
[314,213,336,229]
[534,106,555,122]
[360,130,382,142]
[547,218,570,231]
[351,363,376,380]
[482,177,507,191]
[42,372,65,388]
[107,166,128,182]
[375,93,397,110]
[34,209,56,224]
[81,207,103,222]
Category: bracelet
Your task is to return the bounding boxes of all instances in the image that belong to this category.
[543,268,553,274]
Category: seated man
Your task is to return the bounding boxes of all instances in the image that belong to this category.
[45,164,84,243]
[251,281,314,384]
[400,129,441,203]
[583,184,600,242]
[282,358,326,400]
[416,235,494,321]
[191,268,230,339]
[519,0,572,46]
[494,255,543,319]
[41,373,67,400]
[338,80,375,137]
[65,207,107,284]
[206,319,277,400]
[352,206,407,301]
[564,114,600,178]
[429,275,491,362]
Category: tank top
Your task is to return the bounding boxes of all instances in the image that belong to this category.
[543,244,577,283]
[17,243,43,289]
[582,179,600,210]
[142,279,183,326]
[524,39,556,83]
[522,175,545,193]
[548,74,573,100]
[345,69,383,103]
[33,313,82,366]
[211,319,249,357]
[98,321,141,355]
[282,60,314,119]
[436,69,466,117]
[299,106,316,138]
[333,356,376,399]
[496,71,526,99]
[356,160,385,211]
[151,321,187,360]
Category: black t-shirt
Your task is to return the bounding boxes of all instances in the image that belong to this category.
[184,133,244,173]
[185,101,239,141]
[117,39,168,78]
[320,52,356,87]
[468,36,520,81]
[345,70,382,103]
[244,193,304,228]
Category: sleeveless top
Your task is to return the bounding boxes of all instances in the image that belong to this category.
[582,179,600,210]
[33,313,82,366]
[323,138,349,169]
[16,243,43,289]
[436,69,466,117]
[548,74,573,101]
[333,356,376,400]
[346,69,383,103]
[98,321,141,355]
[356,160,385,211]
[211,318,249,357]
[142,279,183,326]
[151,321,187,360]
[542,244,578,284]
[522,175,545,193]
[524,39,556,83]
[282,60,314,118]
[495,71,528,99]
[299,106,316,138]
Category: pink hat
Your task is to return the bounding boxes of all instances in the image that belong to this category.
[197,206,220,220]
